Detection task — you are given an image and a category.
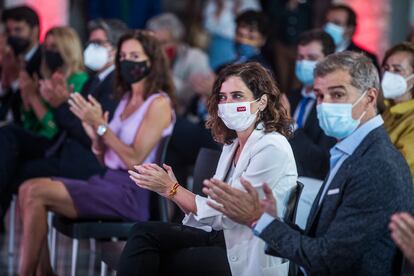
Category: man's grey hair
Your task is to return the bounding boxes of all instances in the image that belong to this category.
[314,51,380,93]
[146,13,185,41]
[88,18,128,47]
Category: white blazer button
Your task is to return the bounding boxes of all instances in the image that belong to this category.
[230,256,238,262]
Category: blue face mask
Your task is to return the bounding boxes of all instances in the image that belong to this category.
[235,42,259,59]
[324,22,345,46]
[317,91,367,140]
[295,60,317,86]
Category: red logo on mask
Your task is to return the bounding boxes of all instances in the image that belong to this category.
[237,106,246,112]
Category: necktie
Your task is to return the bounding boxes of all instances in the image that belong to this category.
[296,96,311,128]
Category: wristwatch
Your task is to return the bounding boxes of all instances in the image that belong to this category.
[96,124,108,137]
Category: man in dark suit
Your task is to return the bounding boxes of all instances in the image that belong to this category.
[0,5,42,123]
[286,30,336,180]
[324,4,379,70]
[204,51,414,275]
[0,19,127,227]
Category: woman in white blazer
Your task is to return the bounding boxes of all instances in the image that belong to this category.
[120,62,298,276]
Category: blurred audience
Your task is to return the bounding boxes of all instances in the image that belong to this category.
[147,13,211,115]
[263,0,313,93]
[119,62,297,276]
[206,51,413,275]
[381,42,414,184]
[324,4,379,70]
[203,0,261,70]
[17,30,175,275]
[284,29,336,180]
[0,26,88,228]
[0,5,42,123]
[87,0,161,29]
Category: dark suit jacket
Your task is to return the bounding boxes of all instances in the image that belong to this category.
[48,71,119,179]
[259,126,414,275]
[346,41,379,71]
[287,88,336,180]
[0,46,43,123]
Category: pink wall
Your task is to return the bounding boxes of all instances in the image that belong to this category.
[5,0,68,42]
[337,0,391,60]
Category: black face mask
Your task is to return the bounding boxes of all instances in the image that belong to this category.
[7,36,30,55]
[120,60,150,85]
[44,50,64,72]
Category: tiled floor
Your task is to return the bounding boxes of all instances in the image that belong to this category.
[0,206,117,275]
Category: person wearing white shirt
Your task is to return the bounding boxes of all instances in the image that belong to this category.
[120,62,297,276]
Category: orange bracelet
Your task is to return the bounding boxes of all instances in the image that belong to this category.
[168,182,180,198]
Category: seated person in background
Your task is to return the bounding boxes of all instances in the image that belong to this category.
[0,26,88,225]
[282,29,336,180]
[17,30,175,276]
[324,4,379,70]
[205,52,414,275]
[381,42,414,185]
[147,13,219,196]
[0,5,42,123]
[118,62,297,276]
[147,12,211,115]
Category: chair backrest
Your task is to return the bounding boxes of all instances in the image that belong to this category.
[191,148,222,196]
[149,134,172,222]
[284,181,304,224]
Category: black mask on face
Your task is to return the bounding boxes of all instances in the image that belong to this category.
[44,50,64,72]
[120,60,151,85]
[7,36,30,55]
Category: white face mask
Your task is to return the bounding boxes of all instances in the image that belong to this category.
[381,71,414,99]
[218,99,260,132]
[84,43,109,71]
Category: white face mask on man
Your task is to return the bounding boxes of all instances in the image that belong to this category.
[84,43,110,71]
[381,71,414,99]
[218,98,260,132]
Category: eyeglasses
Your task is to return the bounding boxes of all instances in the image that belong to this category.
[87,39,110,47]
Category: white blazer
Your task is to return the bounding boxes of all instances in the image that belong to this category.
[183,125,298,276]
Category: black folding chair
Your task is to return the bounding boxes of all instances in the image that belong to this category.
[50,135,171,276]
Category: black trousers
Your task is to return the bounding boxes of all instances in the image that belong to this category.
[0,124,54,216]
[117,222,232,276]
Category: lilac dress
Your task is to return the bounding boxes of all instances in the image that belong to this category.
[55,92,174,221]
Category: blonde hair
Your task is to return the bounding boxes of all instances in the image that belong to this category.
[42,26,84,77]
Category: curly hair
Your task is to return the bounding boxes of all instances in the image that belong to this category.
[206,62,292,144]
[114,30,176,104]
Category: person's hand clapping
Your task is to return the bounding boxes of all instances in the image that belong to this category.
[128,163,177,197]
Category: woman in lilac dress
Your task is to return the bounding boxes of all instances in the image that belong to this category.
[17,30,175,276]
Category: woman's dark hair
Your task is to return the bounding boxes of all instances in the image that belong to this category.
[115,30,176,103]
[298,29,335,57]
[206,62,292,144]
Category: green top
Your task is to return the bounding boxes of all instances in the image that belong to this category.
[22,71,89,139]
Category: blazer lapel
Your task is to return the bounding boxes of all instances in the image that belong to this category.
[214,140,239,181]
[233,126,265,178]
[304,127,382,233]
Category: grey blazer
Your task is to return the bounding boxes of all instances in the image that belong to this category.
[259,126,414,276]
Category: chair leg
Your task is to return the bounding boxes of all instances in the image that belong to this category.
[88,239,96,276]
[7,195,16,255]
[100,261,107,276]
[71,239,79,276]
[50,227,57,270]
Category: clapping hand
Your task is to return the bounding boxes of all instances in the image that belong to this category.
[68,93,105,127]
[19,71,39,111]
[40,72,72,107]
[203,178,278,226]
[129,164,177,197]
[389,212,414,265]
